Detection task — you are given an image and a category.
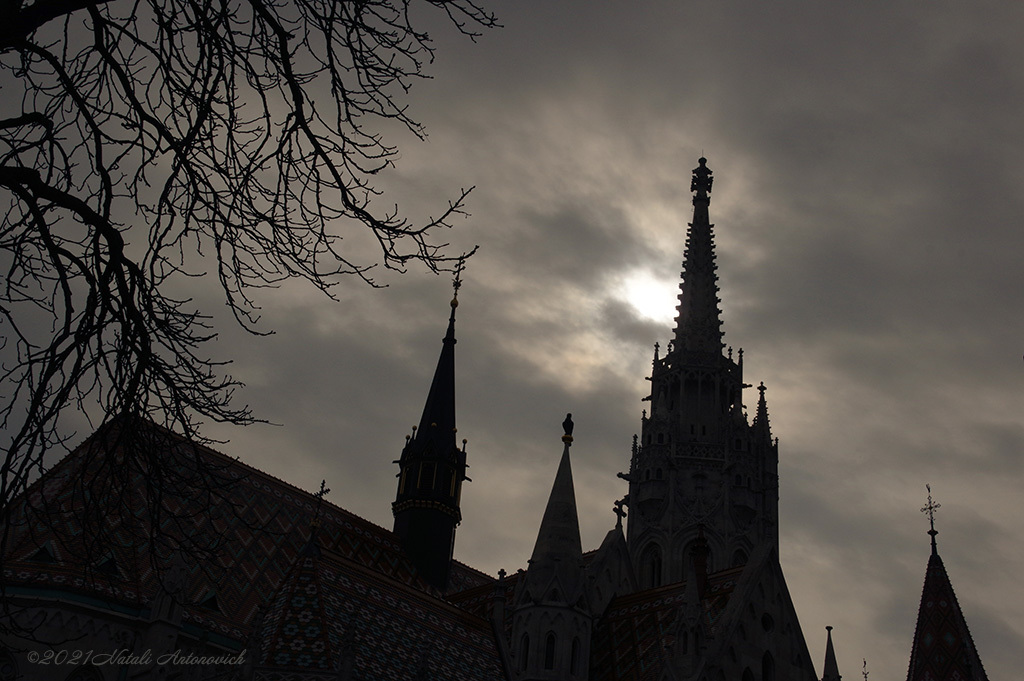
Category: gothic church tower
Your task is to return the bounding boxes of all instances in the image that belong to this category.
[625,157,779,586]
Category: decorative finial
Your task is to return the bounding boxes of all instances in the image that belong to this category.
[451,256,466,309]
[562,413,574,444]
[862,658,869,681]
[691,156,713,198]
[921,483,941,554]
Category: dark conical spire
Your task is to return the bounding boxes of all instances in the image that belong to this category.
[414,284,460,448]
[822,626,841,681]
[673,157,724,355]
[392,267,469,591]
[521,415,585,603]
[906,489,989,681]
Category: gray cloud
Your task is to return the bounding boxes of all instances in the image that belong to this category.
[135,3,1024,679]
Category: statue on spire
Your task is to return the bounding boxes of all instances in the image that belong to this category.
[691,156,713,199]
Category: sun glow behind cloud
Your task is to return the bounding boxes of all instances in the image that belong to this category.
[617,270,679,324]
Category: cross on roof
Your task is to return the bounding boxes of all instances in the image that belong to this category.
[613,498,628,528]
[312,479,331,524]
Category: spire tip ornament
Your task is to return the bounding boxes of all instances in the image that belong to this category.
[921,483,941,554]
[562,413,574,444]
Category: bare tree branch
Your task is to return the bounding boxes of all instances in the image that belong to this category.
[0,0,495,615]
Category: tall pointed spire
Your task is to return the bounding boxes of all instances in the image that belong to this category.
[524,414,584,595]
[392,263,469,591]
[822,626,841,681]
[511,415,592,681]
[906,488,989,681]
[673,156,724,355]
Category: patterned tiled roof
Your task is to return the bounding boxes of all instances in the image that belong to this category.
[255,543,505,679]
[2,419,492,648]
[906,550,989,681]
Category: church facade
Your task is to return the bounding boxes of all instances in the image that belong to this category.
[1,160,990,681]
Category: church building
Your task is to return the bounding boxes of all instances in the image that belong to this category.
[0,159,991,680]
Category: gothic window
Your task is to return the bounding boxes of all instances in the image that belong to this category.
[398,468,408,494]
[447,469,456,496]
[519,634,529,671]
[641,543,662,588]
[741,668,754,681]
[570,637,580,676]
[762,651,776,681]
[543,632,556,670]
[732,549,748,567]
[655,468,663,480]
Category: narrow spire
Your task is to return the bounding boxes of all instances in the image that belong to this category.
[414,266,462,442]
[673,157,724,355]
[752,382,772,441]
[822,626,841,681]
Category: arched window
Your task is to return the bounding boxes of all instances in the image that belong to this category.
[641,543,662,588]
[519,634,530,671]
[732,548,748,567]
[741,668,754,681]
[570,637,580,676]
[544,632,556,670]
[762,651,776,681]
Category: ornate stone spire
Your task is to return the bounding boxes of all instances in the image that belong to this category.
[822,626,841,681]
[753,381,772,442]
[906,488,989,681]
[392,263,469,590]
[672,157,724,355]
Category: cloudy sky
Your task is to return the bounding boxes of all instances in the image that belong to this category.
[188,3,1024,678]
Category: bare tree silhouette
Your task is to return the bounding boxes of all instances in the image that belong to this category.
[0,0,495,613]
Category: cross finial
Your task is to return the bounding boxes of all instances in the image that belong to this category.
[921,483,941,554]
[312,479,331,524]
[613,498,628,529]
[862,658,869,681]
